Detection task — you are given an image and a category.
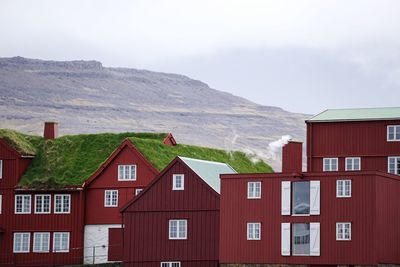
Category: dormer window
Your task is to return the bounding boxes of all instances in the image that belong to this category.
[172,174,184,190]
[118,165,137,181]
[387,125,400,141]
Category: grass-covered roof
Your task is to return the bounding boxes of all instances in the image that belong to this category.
[0,129,273,189]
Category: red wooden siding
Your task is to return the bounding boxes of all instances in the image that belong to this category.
[123,159,220,267]
[108,228,123,261]
[282,141,303,173]
[307,120,400,172]
[220,171,400,265]
[85,144,158,225]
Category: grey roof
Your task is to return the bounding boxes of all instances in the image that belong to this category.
[307,107,400,122]
[179,156,237,194]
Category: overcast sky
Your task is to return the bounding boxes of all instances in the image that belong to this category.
[1,0,399,114]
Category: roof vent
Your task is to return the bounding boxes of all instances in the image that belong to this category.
[44,122,59,140]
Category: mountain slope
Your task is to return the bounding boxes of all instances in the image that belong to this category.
[0,57,309,170]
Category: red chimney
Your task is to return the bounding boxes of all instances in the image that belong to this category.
[282,141,303,173]
[44,122,59,140]
[163,133,177,146]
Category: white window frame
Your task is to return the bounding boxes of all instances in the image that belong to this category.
[172,174,184,190]
[135,188,143,195]
[345,157,361,171]
[387,125,400,141]
[161,262,181,267]
[169,219,187,240]
[323,158,338,172]
[33,232,50,253]
[104,190,118,207]
[118,164,137,181]
[0,159,2,179]
[388,156,400,175]
[247,222,261,240]
[336,222,351,241]
[337,180,352,198]
[54,194,71,214]
[247,181,261,199]
[35,194,51,214]
[13,232,30,253]
[0,194,2,214]
[15,195,31,214]
[53,232,70,253]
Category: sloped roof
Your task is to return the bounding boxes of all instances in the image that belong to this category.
[307,107,400,122]
[179,156,237,193]
[0,129,40,156]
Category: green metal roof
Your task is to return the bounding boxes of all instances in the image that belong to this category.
[307,107,400,122]
[179,156,237,194]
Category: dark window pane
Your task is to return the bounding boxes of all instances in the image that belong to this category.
[292,181,310,215]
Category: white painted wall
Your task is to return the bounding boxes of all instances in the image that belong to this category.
[83,224,122,264]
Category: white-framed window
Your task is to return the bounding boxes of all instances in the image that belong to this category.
[172,174,184,190]
[336,222,351,240]
[345,157,361,171]
[387,125,400,141]
[15,195,31,214]
[161,262,181,267]
[135,188,143,195]
[35,195,51,214]
[53,232,70,252]
[337,180,352,198]
[13,233,30,253]
[169,219,187,239]
[247,182,261,199]
[0,159,3,179]
[323,158,338,172]
[388,156,400,175]
[54,194,71,214]
[104,190,118,207]
[33,232,50,253]
[247,222,261,240]
[0,194,2,214]
[118,165,137,181]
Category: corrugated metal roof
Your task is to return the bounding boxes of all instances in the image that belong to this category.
[179,156,237,194]
[307,107,400,122]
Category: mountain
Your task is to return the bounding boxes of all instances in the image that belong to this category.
[0,56,309,170]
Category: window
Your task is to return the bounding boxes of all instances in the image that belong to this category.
[15,195,31,214]
[345,157,361,171]
[292,181,310,215]
[161,262,181,267]
[323,158,338,171]
[135,188,143,195]
[247,222,261,240]
[388,157,400,175]
[33,232,50,253]
[53,232,70,252]
[387,125,400,141]
[0,159,2,179]
[118,165,137,181]
[337,180,352,197]
[336,222,351,240]
[169,219,187,239]
[104,190,118,207]
[172,174,184,190]
[14,233,30,253]
[0,195,2,214]
[247,182,261,199]
[54,194,70,214]
[35,195,51,214]
[293,223,310,255]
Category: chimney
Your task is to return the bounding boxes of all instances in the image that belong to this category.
[44,122,59,140]
[282,141,303,173]
[163,133,177,146]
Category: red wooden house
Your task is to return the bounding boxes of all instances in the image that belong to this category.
[121,156,236,267]
[220,107,400,266]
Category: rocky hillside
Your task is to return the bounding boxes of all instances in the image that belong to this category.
[0,57,309,170]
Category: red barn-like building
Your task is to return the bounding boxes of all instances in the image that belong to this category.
[121,156,236,267]
[220,107,400,266]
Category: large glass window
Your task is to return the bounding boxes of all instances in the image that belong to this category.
[293,223,310,256]
[33,232,50,253]
[388,157,400,175]
[292,181,310,215]
[14,233,30,253]
[53,232,70,252]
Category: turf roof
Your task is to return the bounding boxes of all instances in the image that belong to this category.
[0,129,273,189]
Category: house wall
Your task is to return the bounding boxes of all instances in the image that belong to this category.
[219,172,395,266]
[306,120,400,172]
[123,160,220,267]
